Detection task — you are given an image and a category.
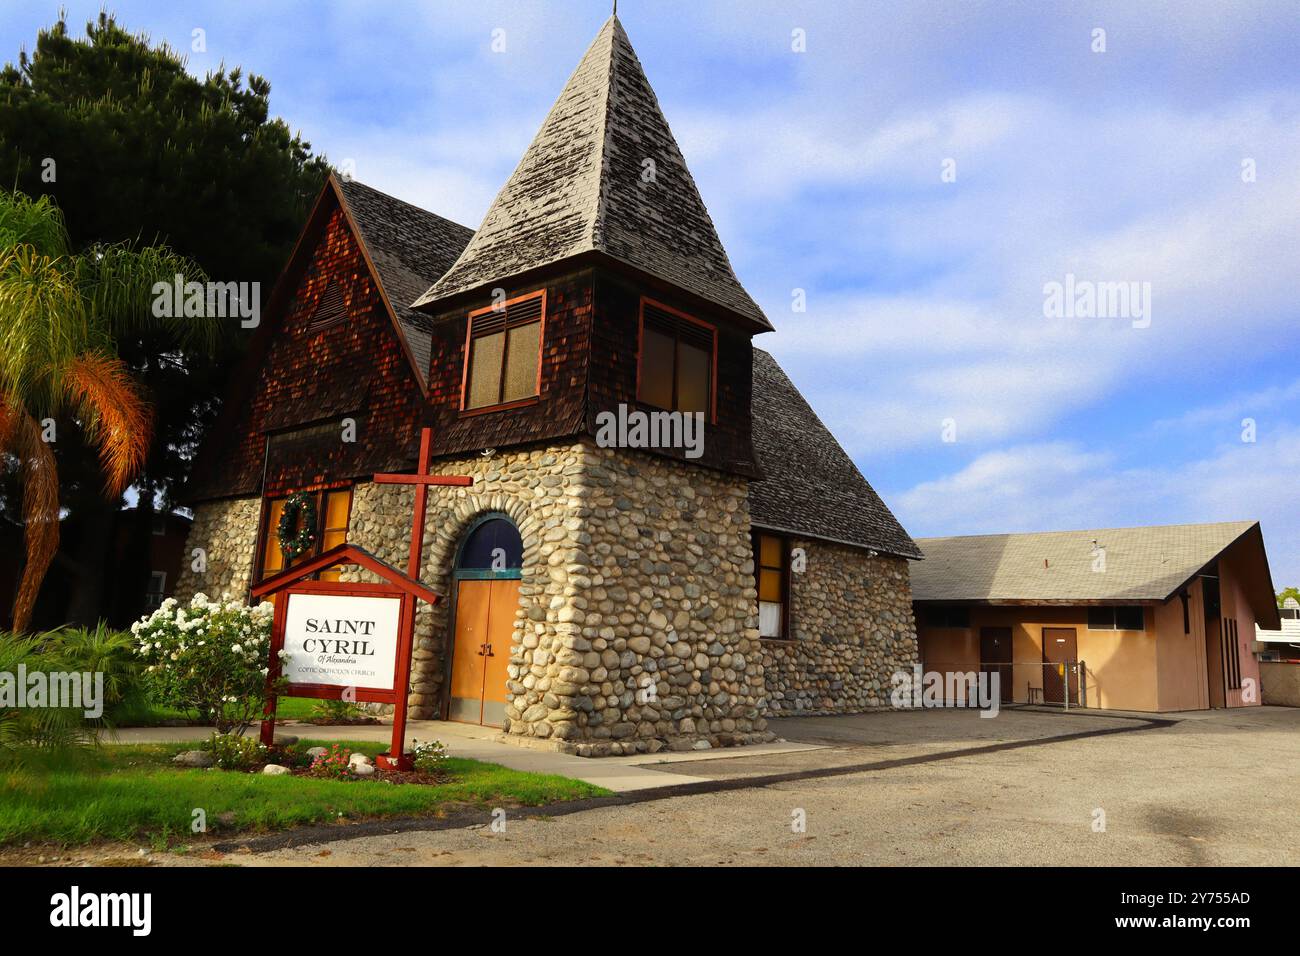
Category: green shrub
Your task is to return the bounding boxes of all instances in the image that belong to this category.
[412,739,449,774]
[0,632,89,758]
[200,732,269,770]
[132,594,280,734]
[44,622,143,716]
[311,698,365,722]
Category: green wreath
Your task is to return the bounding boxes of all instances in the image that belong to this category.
[277,492,318,561]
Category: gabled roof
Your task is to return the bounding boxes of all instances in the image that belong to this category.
[183,176,471,502]
[911,521,1280,625]
[412,15,771,331]
[748,349,921,559]
[251,542,440,604]
[335,178,473,384]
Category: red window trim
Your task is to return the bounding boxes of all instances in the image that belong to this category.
[459,289,547,414]
[636,296,718,424]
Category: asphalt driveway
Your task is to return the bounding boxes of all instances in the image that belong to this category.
[190,705,1300,867]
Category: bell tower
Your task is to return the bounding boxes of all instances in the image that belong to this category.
[404,15,776,754]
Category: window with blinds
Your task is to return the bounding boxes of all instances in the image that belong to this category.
[463,291,545,411]
[638,298,715,417]
[1086,606,1146,631]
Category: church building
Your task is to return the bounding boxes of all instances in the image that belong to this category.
[178,15,922,756]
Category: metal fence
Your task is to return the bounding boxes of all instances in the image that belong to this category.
[919,660,1089,709]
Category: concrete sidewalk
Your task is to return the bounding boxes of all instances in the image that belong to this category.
[102,720,825,793]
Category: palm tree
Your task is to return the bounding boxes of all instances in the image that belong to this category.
[0,191,212,631]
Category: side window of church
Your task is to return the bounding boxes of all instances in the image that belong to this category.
[638,298,715,418]
[755,532,788,639]
[260,488,352,582]
[463,290,545,411]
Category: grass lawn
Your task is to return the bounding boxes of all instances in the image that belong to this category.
[109,695,322,726]
[0,740,608,848]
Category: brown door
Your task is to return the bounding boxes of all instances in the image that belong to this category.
[980,627,1014,703]
[448,578,519,727]
[1042,627,1079,705]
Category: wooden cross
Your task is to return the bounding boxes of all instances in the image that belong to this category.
[365,426,473,768]
[372,427,474,580]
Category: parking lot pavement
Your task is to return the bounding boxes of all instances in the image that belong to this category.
[205,705,1300,867]
[642,706,1164,779]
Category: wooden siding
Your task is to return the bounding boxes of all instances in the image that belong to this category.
[191,202,426,500]
[589,269,758,476]
[420,270,592,457]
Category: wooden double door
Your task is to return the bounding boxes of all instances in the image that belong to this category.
[448,578,519,727]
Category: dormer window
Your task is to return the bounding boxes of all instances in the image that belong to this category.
[637,298,716,420]
[462,290,545,412]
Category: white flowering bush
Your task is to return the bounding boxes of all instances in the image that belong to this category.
[411,739,449,774]
[132,593,281,734]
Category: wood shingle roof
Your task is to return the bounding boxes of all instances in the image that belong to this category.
[412,15,771,331]
[749,349,922,559]
[336,178,474,385]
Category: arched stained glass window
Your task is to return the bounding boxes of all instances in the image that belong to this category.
[457,516,523,571]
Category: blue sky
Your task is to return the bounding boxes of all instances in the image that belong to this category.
[4,0,1297,585]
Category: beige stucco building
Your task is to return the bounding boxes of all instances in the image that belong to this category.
[912,521,1280,712]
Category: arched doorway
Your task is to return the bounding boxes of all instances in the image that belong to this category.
[446,514,522,726]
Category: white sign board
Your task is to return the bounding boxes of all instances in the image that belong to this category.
[282,592,402,690]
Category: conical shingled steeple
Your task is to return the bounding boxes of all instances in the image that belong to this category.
[412,15,771,331]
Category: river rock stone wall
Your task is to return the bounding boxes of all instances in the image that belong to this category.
[175,448,919,755]
[344,439,773,756]
[173,497,262,604]
[759,539,917,715]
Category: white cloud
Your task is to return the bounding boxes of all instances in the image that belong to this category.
[895,429,1300,586]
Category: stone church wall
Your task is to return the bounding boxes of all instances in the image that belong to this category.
[759,542,918,715]
[173,496,263,604]
[345,439,772,755]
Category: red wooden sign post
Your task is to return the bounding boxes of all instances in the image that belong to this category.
[254,427,472,771]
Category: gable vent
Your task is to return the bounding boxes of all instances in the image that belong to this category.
[306,281,349,334]
[644,301,712,350]
[472,292,545,338]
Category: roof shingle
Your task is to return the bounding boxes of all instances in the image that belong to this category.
[910,521,1260,603]
[412,15,770,330]
[336,178,473,383]
[748,349,921,559]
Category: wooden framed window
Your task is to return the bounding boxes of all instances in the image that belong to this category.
[258,488,353,583]
[462,290,545,412]
[754,532,789,639]
[637,298,717,421]
[1086,606,1146,631]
